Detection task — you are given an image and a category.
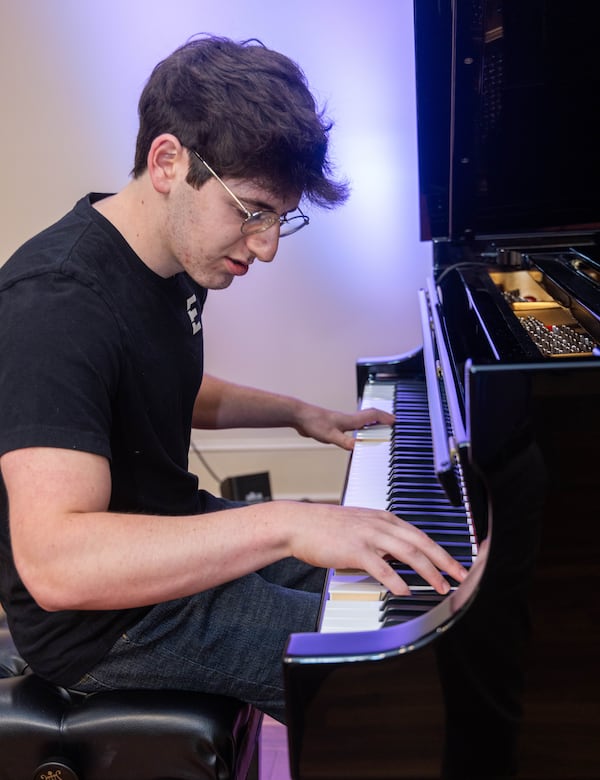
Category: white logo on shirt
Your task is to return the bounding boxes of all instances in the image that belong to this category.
[186,294,202,335]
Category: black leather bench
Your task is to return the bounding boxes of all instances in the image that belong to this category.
[0,612,263,780]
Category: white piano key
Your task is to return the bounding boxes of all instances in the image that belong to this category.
[320,599,382,633]
[343,440,391,511]
[360,382,395,415]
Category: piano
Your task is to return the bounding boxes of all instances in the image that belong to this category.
[283,1,600,778]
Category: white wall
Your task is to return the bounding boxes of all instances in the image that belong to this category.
[1,0,432,499]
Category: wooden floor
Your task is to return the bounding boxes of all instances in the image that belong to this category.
[260,716,292,780]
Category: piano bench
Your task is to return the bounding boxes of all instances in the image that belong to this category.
[0,614,262,780]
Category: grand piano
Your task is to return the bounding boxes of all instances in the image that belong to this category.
[283,2,600,778]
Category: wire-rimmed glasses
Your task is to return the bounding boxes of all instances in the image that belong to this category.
[190,150,309,237]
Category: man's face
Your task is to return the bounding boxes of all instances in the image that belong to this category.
[164,171,300,290]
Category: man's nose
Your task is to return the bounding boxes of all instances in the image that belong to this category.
[244,227,280,263]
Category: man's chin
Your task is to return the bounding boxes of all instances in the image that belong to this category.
[206,273,235,291]
[187,269,236,290]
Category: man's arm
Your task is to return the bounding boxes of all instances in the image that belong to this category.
[2,447,466,614]
[192,374,394,450]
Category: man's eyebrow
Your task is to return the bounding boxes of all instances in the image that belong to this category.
[239,196,277,212]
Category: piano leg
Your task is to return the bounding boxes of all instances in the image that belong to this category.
[434,441,547,779]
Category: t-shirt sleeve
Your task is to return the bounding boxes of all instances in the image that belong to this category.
[0,272,121,459]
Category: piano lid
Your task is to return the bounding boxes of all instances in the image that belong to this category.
[414,0,600,244]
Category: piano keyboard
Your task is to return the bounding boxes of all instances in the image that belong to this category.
[320,379,477,633]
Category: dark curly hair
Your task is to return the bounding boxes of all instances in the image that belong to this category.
[132,35,349,207]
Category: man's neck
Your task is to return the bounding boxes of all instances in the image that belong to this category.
[93,179,178,278]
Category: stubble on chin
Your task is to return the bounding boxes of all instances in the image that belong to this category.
[185,264,236,291]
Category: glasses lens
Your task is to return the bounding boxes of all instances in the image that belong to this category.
[241,212,279,235]
[280,214,309,237]
[240,210,309,237]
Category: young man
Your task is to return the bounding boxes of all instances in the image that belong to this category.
[0,36,466,723]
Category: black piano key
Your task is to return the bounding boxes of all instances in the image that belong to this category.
[388,457,435,466]
[381,616,415,626]
[388,471,440,482]
[391,479,454,493]
[400,517,470,529]
[389,474,436,485]
[382,600,442,613]
[389,457,434,465]
[389,564,467,590]
[437,544,473,556]
[380,609,439,626]
[389,496,455,509]
[391,439,433,448]
[389,503,469,516]
[392,511,468,522]
[389,502,466,516]
[415,530,472,544]
[411,528,472,540]
[391,438,431,443]
[379,586,446,626]
[382,597,444,617]
[392,438,429,446]
[387,481,447,492]
[388,484,445,496]
[382,591,446,605]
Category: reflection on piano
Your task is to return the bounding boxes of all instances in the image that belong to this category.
[283,2,600,778]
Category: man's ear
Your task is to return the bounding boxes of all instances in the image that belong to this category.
[147,134,186,194]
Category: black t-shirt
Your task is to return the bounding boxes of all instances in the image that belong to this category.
[0,194,215,685]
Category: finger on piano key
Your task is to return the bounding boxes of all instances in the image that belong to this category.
[389,563,467,590]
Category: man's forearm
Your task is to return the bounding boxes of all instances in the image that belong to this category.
[192,374,396,451]
[192,374,305,430]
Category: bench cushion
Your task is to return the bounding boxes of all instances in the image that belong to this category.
[0,613,261,779]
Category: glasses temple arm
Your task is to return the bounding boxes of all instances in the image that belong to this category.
[190,150,252,218]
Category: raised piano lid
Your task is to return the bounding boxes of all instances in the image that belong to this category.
[414,0,600,247]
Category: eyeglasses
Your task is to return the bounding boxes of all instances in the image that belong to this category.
[190,150,309,237]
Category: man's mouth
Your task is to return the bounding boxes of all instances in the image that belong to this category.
[224,257,249,277]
